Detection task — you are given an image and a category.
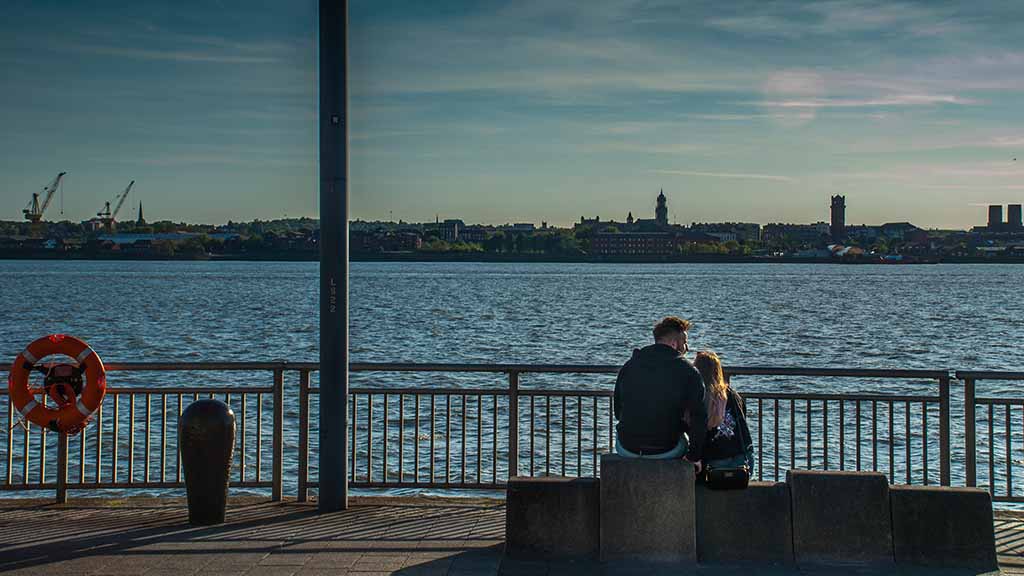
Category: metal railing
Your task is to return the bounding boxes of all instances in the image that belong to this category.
[1,362,285,503]
[3,361,1024,503]
[297,363,952,499]
[959,371,1024,502]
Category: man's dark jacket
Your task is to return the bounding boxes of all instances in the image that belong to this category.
[614,343,707,460]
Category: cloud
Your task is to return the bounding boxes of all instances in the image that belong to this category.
[706,1,970,39]
[652,169,795,182]
[930,186,1024,191]
[588,142,705,155]
[755,94,976,108]
[823,161,1024,183]
[62,42,283,64]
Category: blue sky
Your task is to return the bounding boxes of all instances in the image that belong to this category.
[2,1,1023,229]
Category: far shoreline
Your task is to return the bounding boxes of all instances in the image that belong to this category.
[2,252,1023,265]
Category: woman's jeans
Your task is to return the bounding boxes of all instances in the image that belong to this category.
[615,431,689,459]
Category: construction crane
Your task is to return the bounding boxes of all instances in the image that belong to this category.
[22,172,67,223]
[97,180,135,233]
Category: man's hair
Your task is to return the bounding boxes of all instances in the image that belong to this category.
[653,316,691,341]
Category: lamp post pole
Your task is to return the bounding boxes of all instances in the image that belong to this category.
[318,0,349,513]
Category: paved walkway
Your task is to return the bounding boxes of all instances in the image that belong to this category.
[0,496,1020,575]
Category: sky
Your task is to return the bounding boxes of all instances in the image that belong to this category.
[1,1,1023,229]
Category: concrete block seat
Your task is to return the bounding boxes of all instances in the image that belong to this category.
[599,453,696,563]
[787,470,893,566]
[505,476,600,559]
[890,485,997,571]
[695,481,794,565]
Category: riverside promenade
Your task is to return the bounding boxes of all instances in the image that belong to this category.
[0,496,1020,576]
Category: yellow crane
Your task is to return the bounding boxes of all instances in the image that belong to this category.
[97,180,134,233]
[22,172,67,223]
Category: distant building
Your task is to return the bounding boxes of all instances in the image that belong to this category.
[989,205,1004,231]
[350,230,422,253]
[762,222,829,245]
[512,223,535,231]
[82,218,104,233]
[592,232,677,257]
[439,219,464,242]
[830,195,846,240]
[459,226,489,243]
[879,222,925,242]
[846,225,880,243]
[690,222,761,243]
[1009,204,1023,229]
[706,231,737,243]
[137,202,146,225]
[655,189,669,227]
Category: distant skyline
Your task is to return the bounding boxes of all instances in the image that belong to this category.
[2,1,1023,229]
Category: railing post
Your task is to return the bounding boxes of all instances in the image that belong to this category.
[939,374,950,486]
[56,432,68,504]
[964,377,976,488]
[297,370,310,503]
[508,370,519,479]
[272,368,284,501]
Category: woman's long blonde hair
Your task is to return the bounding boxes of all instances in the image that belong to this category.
[694,351,729,429]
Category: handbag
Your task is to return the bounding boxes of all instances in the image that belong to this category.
[701,464,750,490]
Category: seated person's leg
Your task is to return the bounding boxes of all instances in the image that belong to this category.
[643,433,689,460]
[615,430,642,458]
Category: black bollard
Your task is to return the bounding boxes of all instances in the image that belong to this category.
[179,399,235,525]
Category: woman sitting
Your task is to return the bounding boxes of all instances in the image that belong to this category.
[694,351,754,473]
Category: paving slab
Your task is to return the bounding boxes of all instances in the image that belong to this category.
[0,494,1019,575]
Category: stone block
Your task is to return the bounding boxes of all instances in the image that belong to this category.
[599,453,696,563]
[890,485,997,570]
[695,481,794,565]
[505,476,599,559]
[787,470,893,565]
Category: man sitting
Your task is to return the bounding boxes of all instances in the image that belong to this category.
[613,316,707,472]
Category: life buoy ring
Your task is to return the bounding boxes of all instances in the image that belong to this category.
[7,334,106,434]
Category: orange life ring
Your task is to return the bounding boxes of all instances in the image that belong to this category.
[7,334,106,434]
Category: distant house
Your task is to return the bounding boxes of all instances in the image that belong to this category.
[592,232,677,256]
[879,222,925,242]
[459,226,489,243]
[762,222,829,245]
[690,222,761,242]
[439,219,464,242]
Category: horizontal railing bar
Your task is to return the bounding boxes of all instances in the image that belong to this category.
[0,362,958,379]
[2,481,274,491]
[745,393,941,402]
[0,387,273,397]
[957,371,1024,381]
[976,397,1024,406]
[727,367,949,379]
[350,363,616,374]
[0,362,294,372]
[308,388,939,401]
[310,481,507,490]
[343,387,511,396]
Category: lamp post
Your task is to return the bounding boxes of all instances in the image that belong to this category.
[319,0,349,513]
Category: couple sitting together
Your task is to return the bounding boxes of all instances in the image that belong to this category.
[614,316,754,476]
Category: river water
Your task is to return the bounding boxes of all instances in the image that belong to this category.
[1,260,1023,498]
